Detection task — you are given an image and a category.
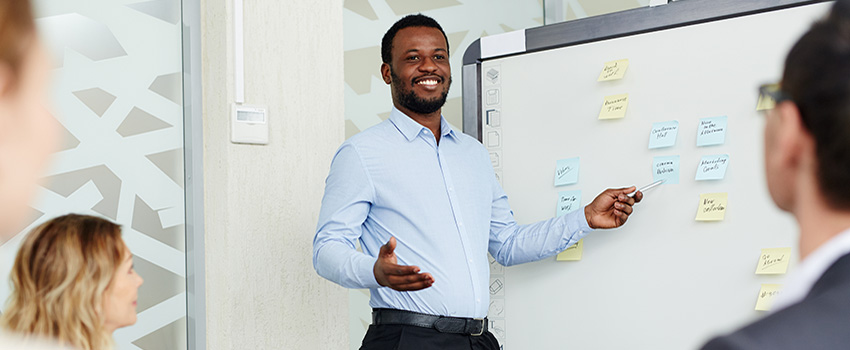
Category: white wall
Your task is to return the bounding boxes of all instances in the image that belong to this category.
[201,0,347,348]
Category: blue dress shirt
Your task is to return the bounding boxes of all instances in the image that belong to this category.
[313,107,593,318]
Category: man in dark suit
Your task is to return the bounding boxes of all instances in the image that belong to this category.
[701,1,850,349]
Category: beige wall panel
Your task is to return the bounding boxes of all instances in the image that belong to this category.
[202,0,347,348]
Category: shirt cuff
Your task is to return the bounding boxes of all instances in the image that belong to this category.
[576,205,593,232]
[557,208,594,252]
[354,253,382,289]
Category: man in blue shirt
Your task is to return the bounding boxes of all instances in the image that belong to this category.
[314,14,643,350]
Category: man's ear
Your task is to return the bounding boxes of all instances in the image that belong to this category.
[775,101,813,169]
[381,63,392,85]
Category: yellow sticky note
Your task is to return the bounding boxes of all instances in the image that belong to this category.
[755,247,792,274]
[597,59,630,81]
[556,239,583,261]
[598,94,629,120]
[756,83,779,111]
[756,94,776,111]
[755,284,783,311]
[695,192,728,221]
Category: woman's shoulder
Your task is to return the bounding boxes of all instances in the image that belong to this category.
[0,331,70,350]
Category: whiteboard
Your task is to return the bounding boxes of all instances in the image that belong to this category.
[469,2,832,349]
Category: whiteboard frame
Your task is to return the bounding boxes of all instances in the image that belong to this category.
[461,0,828,140]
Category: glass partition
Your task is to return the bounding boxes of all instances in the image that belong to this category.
[0,1,191,349]
[544,0,650,24]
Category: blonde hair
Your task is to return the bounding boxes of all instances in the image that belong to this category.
[1,214,125,350]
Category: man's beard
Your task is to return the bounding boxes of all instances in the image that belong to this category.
[391,70,451,115]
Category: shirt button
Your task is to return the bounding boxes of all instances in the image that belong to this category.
[476,298,481,303]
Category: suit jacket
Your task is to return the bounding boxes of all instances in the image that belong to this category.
[701,253,850,350]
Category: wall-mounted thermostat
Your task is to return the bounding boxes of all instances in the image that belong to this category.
[231,104,268,144]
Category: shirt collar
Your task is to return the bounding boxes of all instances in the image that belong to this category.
[389,106,457,143]
[771,226,850,313]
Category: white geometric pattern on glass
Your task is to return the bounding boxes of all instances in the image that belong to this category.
[0,1,187,349]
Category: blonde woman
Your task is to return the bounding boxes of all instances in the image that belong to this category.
[2,214,144,350]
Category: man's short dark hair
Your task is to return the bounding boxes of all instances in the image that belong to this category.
[381,14,450,65]
[782,0,850,209]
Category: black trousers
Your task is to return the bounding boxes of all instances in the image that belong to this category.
[360,324,501,350]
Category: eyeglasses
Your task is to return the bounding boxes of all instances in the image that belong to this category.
[757,83,792,111]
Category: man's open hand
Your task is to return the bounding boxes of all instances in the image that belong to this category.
[584,186,643,229]
[374,237,434,291]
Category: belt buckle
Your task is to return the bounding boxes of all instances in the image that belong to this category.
[471,318,485,336]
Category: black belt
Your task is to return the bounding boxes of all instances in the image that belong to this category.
[372,308,488,336]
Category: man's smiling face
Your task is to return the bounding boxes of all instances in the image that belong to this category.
[383,26,452,115]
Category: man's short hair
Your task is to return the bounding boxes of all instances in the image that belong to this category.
[782,0,850,208]
[381,14,450,65]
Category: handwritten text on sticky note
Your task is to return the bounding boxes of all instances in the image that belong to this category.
[755,247,792,275]
[557,239,583,261]
[557,190,582,217]
[755,284,783,311]
[599,94,629,119]
[649,120,679,149]
[653,155,680,185]
[598,59,629,81]
[695,154,730,181]
[554,157,580,187]
[697,116,728,146]
[696,192,728,221]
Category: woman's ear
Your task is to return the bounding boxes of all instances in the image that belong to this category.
[0,63,13,137]
[0,63,14,97]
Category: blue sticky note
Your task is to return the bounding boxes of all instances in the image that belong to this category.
[652,155,680,185]
[648,120,679,149]
[695,154,730,181]
[697,116,728,147]
[557,190,582,217]
[554,157,580,187]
